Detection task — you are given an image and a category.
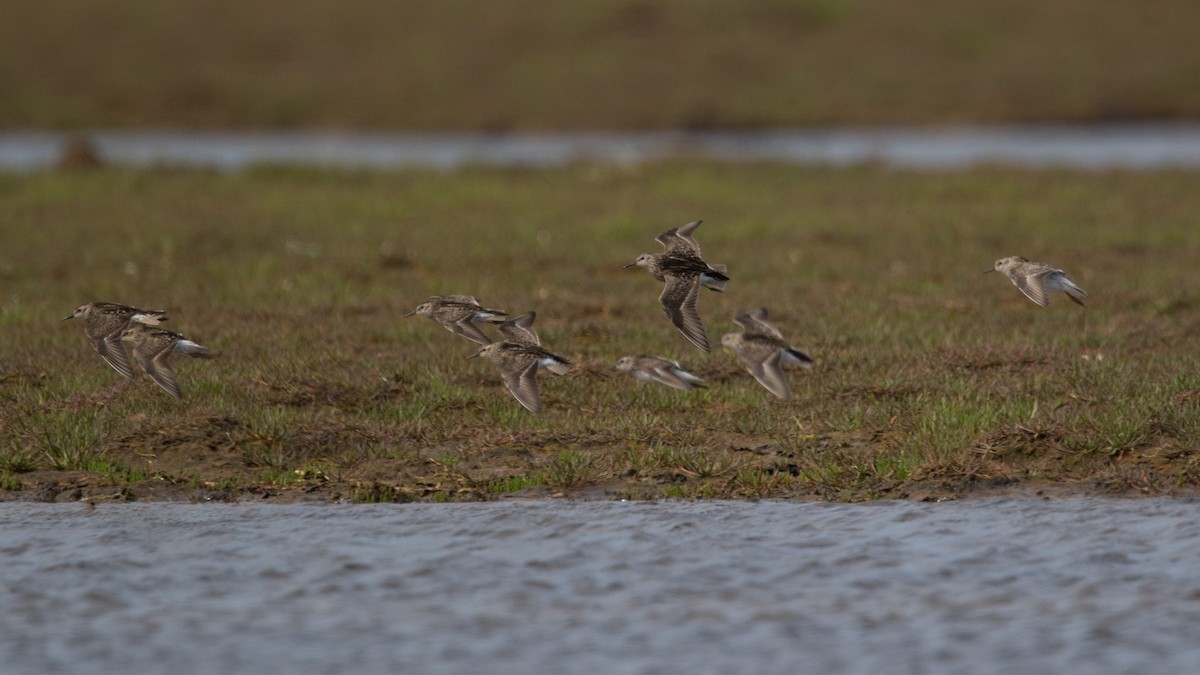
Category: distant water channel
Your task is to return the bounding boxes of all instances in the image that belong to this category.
[3,498,1200,674]
[3,124,1200,171]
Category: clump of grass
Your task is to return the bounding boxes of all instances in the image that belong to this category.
[350,482,416,503]
[35,410,111,471]
[486,474,545,494]
[665,448,745,479]
[542,449,606,489]
[730,467,797,498]
[89,459,150,483]
[259,467,302,486]
[0,473,23,491]
[0,444,37,473]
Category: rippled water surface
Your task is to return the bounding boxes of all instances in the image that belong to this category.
[3,498,1199,674]
[3,125,1200,170]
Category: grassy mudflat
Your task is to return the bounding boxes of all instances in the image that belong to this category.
[3,0,1200,129]
[1,164,1199,502]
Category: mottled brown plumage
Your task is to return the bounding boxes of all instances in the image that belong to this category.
[63,302,169,379]
[119,323,212,399]
[625,220,728,352]
[985,256,1087,307]
[406,294,508,345]
[614,355,705,391]
[469,317,571,413]
[722,308,812,400]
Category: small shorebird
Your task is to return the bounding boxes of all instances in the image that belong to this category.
[63,302,169,379]
[119,323,212,399]
[985,256,1088,307]
[406,294,508,345]
[496,313,570,375]
[625,220,728,352]
[496,311,544,348]
[469,314,571,413]
[614,355,706,391]
[721,308,812,400]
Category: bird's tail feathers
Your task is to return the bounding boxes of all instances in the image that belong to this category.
[541,356,572,376]
[176,340,213,357]
[785,348,814,367]
[1059,277,1088,306]
[481,312,509,324]
[130,311,168,325]
[701,264,728,292]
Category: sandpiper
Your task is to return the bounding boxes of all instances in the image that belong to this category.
[62,302,169,379]
[494,312,570,376]
[625,220,728,352]
[119,322,212,399]
[496,311,542,347]
[468,315,571,413]
[614,355,706,391]
[985,256,1087,307]
[721,308,813,400]
[406,294,508,345]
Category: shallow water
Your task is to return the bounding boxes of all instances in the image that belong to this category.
[2,498,1199,674]
[3,125,1200,171]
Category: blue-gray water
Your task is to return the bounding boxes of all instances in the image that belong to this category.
[3,125,1200,171]
[2,498,1199,675]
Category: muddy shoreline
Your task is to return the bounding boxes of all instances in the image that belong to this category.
[3,466,1190,505]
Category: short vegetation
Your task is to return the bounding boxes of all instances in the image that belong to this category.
[3,0,1200,129]
[0,164,1198,502]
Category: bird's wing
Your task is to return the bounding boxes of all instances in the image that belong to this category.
[741,342,791,400]
[96,334,136,379]
[734,307,784,339]
[502,359,542,413]
[499,312,540,345]
[133,341,182,399]
[85,311,127,341]
[648,365,694,390]
[659,275,710,352]
[85,314,136,378]
[445,317,493,345]
[439,294,480,305]
[655,220,703,256]
[1012,273,1050,307]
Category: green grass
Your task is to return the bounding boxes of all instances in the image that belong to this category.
[542,449,608,489]
[2,1,1200,129]
[486,474,547,495]
[1,163,1199,501]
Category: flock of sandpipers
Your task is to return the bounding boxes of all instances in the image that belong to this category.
[64,220,1088,411]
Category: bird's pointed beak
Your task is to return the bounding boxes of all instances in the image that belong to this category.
[623,261,638,269]
[467,350,481,360]
[982,268,995,275]
[61,314,74,321]
[404,309,417,317]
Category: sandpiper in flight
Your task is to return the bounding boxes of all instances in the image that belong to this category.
[721,308,813,400]
[406,294,508,345]
[985,256,1088,307]
[119,322,213,399]
[468,312,571,413]
[63,302,169,379]
[625,220,728,352]
[614,355,706,391]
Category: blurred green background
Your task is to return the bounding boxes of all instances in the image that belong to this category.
[2,0,1198,130]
